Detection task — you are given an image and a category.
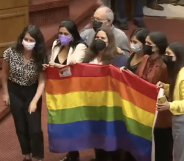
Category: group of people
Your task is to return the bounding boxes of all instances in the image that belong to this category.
[2,4,184,161]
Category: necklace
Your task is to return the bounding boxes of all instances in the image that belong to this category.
[23,54,31,60]
[22,55,32,65]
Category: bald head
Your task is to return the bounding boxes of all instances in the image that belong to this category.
[93,6,114,24]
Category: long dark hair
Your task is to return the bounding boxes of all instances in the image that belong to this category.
[130,28,150,45]
[56,20,85,49]
[149,31,168,55]
[13,25,47,73]
[168,42,184,101]
[82,27,117,64]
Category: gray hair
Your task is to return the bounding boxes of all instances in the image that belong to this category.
[98,5,114,23]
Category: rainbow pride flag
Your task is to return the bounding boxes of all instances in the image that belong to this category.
[46,63,158,161]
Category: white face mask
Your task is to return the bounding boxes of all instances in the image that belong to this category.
[22,39,36,51]
[130,43,142,52]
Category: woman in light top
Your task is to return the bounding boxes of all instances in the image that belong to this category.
[48,20,87,68]
[157,42,184,161]
[83,26,127,67]
[43,20,87,161]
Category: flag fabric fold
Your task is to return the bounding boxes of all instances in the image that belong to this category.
[46,63,158,161]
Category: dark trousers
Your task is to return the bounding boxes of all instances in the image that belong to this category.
[95,149,121,161]
[154,127,173,161]
[8,81,44,159]
[68,151,79,158]
[67,149,121,161]
[115,0,144,23]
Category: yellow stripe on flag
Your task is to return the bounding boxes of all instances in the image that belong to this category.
[46,91,155,128]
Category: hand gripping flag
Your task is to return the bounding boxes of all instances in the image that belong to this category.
[46,63,158,161]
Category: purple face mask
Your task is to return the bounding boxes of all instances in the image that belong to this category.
[59,34,72,46]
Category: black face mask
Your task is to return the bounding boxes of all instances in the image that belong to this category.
[143,45,154,55]
[93,20,103,32]
[94,39,106,51]
[163,55,175,67]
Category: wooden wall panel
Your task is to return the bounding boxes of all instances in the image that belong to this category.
[0,0,29,10]
[0,1,28,57]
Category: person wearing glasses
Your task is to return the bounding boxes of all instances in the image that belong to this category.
[80,5,130,59]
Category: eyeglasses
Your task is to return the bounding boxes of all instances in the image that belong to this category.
[91,17,108,23]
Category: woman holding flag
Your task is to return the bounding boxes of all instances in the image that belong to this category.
[43,20,87,161]
[157,42,184,161]
[82,26,127,161]
[120,31,173,161]
[82,26,127,67]
[43,20,87,69]
[46,25,127,161]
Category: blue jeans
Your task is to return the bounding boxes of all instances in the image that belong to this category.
[115,0,144,23]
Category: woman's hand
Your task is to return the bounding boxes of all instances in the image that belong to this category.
[49,61,56,67]
[120,66,132,73]
[156,101,170,112]
[49,61,65,68]
[55,64,65,68]
[42,64,49,70]
[117,47,123,54]
[3,93,9,106]
[28,100,37,114]
[68,59,77,65]
[156,81,165,89]
[120,66,127,72]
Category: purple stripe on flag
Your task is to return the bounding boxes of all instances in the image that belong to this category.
[49,134,151,161]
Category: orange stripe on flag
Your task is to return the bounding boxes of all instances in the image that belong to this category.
[46,76,156,114]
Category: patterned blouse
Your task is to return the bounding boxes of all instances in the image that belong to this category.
[3,47,47,86]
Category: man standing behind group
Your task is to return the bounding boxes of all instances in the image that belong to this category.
[102,0,111,7]
[80,6,130,59]
[115,0,145,30]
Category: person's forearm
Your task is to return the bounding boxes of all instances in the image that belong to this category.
[2,76,8,95]
[32,72,46,103]
[2,61,9,95]
[55,63,65,68]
